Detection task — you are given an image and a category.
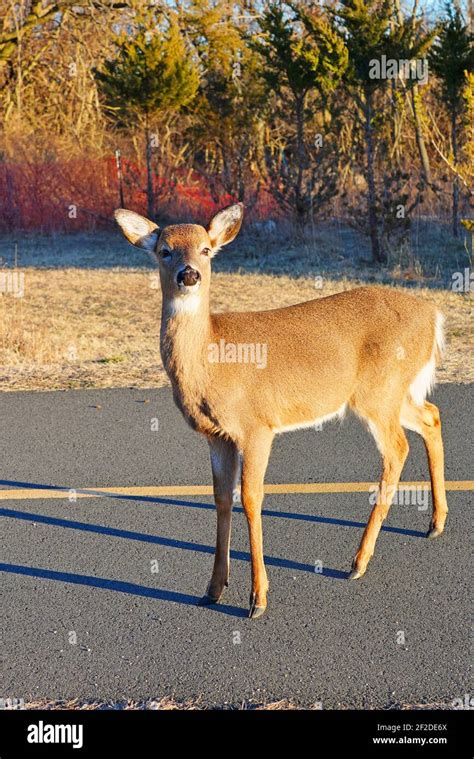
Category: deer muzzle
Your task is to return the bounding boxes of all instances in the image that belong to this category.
[176,266,201,289]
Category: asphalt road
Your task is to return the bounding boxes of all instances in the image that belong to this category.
[0,384,472,708]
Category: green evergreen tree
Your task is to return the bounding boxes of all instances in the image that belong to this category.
[252,2,348,226]
[336,0,395,263]
[95,11,199,218]
[429,5,474,236]
[187,0,266,206]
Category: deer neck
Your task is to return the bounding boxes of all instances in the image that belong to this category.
[160,289,212,396]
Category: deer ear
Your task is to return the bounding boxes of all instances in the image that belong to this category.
[207,203,243,253]
[114,209,160,252]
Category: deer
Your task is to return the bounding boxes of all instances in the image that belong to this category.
[115,203,448,619]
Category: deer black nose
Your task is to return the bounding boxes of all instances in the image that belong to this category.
[177,266,201,287]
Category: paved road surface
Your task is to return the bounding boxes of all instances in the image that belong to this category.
[0,385,472,707]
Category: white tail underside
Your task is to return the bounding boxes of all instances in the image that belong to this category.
[408,310,445,407]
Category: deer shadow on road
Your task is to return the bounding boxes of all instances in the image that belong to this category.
[0,478,426,617]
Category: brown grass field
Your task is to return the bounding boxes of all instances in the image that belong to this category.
[0,267,472,392]
[12,697,458,710]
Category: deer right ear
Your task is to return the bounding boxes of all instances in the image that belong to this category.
[114,209,160,252]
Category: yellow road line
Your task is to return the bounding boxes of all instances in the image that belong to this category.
[265,481,473,493]
[0,481,472,501]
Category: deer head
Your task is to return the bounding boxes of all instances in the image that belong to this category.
[114,203,244,315]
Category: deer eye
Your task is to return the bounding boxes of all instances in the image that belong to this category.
[201,247,211,256]
[161,247,172,259]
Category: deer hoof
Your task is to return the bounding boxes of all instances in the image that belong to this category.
[249,604,266,619]
[198,593,220,606]
[348,560,367,580]
[426,525,444,539]
[249,593,266,619]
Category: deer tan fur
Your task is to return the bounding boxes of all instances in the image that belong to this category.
[115,203,448,619]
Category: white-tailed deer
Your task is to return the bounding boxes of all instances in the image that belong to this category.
[115,203,448,619]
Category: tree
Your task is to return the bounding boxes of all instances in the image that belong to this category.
[187,0,266,207]
[390,0,438,190]
[336,0,399,263]
[252,1,348,227]
[373,2,439,255]
[94,10,199,218]
[0,0,129,89]
[429,5,474,236]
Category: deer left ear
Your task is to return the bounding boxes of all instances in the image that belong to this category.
[114,209,160,252]
[207,203,243,253]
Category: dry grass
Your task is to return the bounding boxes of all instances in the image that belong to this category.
[8,697,459,710]
[0,268,472,391]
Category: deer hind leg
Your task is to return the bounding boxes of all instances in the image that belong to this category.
[400,398,448,538]
[199,435,240,606]
[349,417,409,580]
[241,427,274,619]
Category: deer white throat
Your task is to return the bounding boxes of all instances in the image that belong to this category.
[165,292,202,317]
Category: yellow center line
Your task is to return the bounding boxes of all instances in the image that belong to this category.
[0,481,472,501]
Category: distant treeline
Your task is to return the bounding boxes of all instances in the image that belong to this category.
[0,0,473,262]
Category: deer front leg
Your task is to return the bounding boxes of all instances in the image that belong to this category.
[199,436,240,606]
[241,428,274,619]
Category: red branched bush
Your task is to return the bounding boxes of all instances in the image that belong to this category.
[0,157,278,232]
